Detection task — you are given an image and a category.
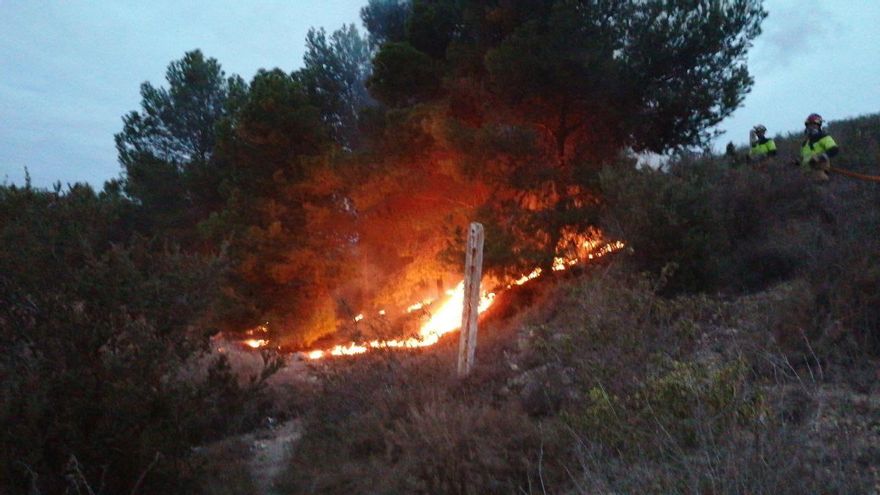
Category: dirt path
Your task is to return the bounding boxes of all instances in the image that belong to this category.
[248,420,301,494]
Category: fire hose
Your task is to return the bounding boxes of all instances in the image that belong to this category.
[788,157,880,182]
[829,166,880,182]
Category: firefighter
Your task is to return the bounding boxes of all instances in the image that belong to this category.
[799,113,839,181]
[748,124,777,163]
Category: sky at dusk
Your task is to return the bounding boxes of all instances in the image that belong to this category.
[1,0,879,188]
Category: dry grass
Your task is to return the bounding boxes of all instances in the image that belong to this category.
[193,116,880,493]
[234,250,880,495]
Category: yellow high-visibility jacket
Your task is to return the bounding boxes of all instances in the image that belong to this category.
[800,134,838,170]
[749,138,777,158]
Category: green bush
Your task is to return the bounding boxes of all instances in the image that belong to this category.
[0,182,271,494]
[600,159,730,293]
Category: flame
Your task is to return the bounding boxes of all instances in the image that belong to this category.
[406,300,431,312]
[243,339,269,349]
[510,267,542,286]
[305,281,496,359]
[242,235,625,359]
[240,323,270,348]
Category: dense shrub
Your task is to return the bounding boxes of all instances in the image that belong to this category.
[601,114,880,359]
[600,157,730,293]
[0,183,273,494]
[600,157,824,294]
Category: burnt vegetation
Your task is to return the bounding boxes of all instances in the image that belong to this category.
[3,1,880,493]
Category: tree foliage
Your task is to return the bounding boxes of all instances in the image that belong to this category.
[301,24,374,150]
[367,0,765,272]
[206,68,352,346]
[104,1,768,345]
[368,42,441,107]
[0,182,250,494]
[116,50,247,237]
[360,0,411,49]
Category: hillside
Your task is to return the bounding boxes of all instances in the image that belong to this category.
[185,114,880,494]
[3,94,878,494]
[729,112,880,176]
[3,0,876,489]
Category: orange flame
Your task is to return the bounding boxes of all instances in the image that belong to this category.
[304,281,496,359]
[244,236,625,359]
[243,339,269,349]
[304,239,624,360]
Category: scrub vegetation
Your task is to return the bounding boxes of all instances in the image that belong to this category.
[2,1,879,493]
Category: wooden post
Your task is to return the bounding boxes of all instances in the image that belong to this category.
[458,222,484,378]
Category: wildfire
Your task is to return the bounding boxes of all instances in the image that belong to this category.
[243,236,625,359]
[510,268,543,286]
[305,281,495,360]
[243,339,269,349]
[240,323,270,349]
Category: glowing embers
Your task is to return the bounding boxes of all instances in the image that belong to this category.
[241,323,270,349]
[305,281,496,360]
[302,236,625,360]
[239,230,625,359]
[243,339,269,349]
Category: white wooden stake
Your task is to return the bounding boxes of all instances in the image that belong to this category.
[458,222,484,378]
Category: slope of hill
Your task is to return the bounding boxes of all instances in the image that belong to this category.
[242,113,879,494]
[181,113,880,494]
[3,114,877,494]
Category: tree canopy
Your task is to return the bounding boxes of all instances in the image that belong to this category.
[115,50,247,237]
[301,24,374,150]
[108,0,766,345]
[3,3,781,491]
[367,0,765,272]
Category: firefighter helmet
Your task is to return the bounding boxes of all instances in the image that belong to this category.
[804,113,824,127]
